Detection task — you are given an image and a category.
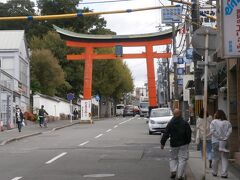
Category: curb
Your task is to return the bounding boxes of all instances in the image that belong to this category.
[51,122,80,131]
[186,164,196,180]
[0,121,81,146]
[0,132,42,146]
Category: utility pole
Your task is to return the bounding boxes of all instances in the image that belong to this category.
[166,44,171,107]
[191,0,203,116]
[171,1,179,104]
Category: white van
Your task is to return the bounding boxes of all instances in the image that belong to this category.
[116,104,125,116]
[139,101,149,117]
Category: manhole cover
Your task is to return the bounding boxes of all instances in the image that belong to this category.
[83,174,115,178]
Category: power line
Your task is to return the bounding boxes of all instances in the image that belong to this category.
[0,5,178,21]
[78,0,138,5]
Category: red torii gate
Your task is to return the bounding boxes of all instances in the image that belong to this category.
[54,25,172,110]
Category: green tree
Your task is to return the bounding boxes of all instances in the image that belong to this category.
[0,0,52,40]
[36,0,108,33]
[29,31,84,98]
[93,58,134,102]
[30,49,67,96]
[0,0,36,33]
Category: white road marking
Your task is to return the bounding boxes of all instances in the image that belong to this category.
[114,125,118,128]
[83,174,115,178]
[79,141,89,146]
[95,134,103,139]
[45,152,67,164]
[128,117,134,121]
[106,129,112,132]
[119,120,128,125]
[11,177,23,180]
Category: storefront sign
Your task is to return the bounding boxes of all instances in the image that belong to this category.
[222,0,240,57]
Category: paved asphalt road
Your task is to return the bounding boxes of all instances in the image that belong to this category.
[0,116,182,180]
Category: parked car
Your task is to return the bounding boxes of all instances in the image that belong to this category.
[148,108,173,135]
[133,106,140,115]
[123,105,135,117]
[116,104,125,116]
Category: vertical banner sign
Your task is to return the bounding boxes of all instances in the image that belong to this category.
[81,100,92,121]
[222,0,240,57]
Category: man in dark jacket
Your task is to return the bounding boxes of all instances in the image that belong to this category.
[38,105,48,128]
[161,109,192,180]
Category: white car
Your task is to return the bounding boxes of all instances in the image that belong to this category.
[148,108,173,135]
[116,104,125,116]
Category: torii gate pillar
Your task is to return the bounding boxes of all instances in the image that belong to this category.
[146,44,158,108]
[83,46,93,99]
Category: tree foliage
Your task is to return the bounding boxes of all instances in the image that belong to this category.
[30,49,66,96]
[29,31,84,98]
[93,60,134,101]
[92,47,134,101]
[1,0,134,101]
[36,0,108,34]
[0,0,52,39]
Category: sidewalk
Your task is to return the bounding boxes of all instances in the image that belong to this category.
[188,150,240,180]
[0,119,81,145]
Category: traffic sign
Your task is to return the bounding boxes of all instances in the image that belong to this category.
[177,68,185,75]
[161,6,183,23]
[67,93,74,101]
[95,95,100,101]
[192,27,218,56]
[177,57,184,64]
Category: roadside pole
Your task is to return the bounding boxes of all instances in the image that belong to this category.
[70,100,73,123]
[171,1,178,101]
[203,29,209,179]
[98,100,100,119]
[192,26,218,180]
[166,44,171,107]
[67,93,74,124]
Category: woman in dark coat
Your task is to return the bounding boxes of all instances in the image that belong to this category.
[16,107,24,132]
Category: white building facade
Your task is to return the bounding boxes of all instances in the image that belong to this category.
[0,30,30,126]
[33,93,81,118]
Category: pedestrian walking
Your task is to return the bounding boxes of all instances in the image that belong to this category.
[160,109,192,180]
[210,109,232,178]
[38,105,48,128]
[196,108,213,168]
[16,107,24,132]
[73,108,78,120]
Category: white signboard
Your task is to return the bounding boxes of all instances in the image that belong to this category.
[200,7,217,27]
[222,0,240,57]
[81,100,92,121]
[161,6,182,23]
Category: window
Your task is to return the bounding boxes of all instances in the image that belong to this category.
[20,58,28,85]
[1,56,14,76]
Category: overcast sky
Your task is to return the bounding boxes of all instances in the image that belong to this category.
[0,0,171,88]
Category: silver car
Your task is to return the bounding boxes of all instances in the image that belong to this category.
[148,108,173,135]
